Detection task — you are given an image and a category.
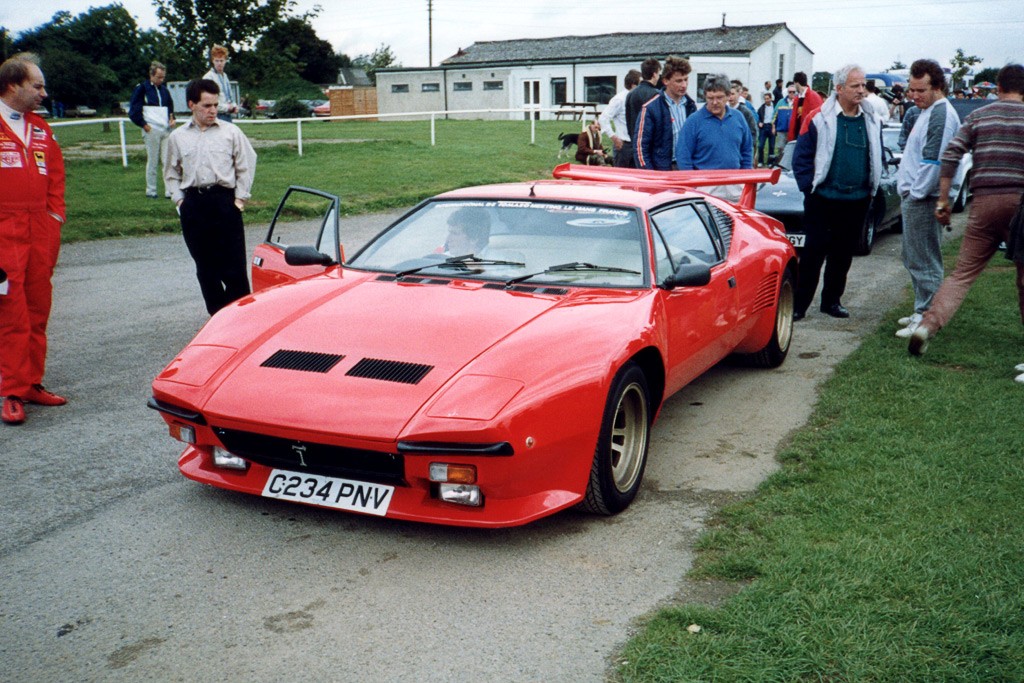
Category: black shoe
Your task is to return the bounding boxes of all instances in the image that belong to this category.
[821,304,849,318]
[793,310,806,321]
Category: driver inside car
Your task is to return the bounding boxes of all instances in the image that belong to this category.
[443,206,491,255]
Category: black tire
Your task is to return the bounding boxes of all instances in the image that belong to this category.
[580,362,651,516]
[856,210,878,256]
[744,267,795,368]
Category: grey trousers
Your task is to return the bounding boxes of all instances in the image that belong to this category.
[143,127,169,197]
[900,196,944,314]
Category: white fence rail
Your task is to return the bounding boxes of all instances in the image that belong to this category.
[51,107,593,167]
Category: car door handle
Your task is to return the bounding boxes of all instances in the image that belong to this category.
[728,277,736,288]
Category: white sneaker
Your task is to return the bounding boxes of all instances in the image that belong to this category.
[895,313,923,338]
[897,314,915,326]
[1016,373,1024,384]
[1015,363,1024,373]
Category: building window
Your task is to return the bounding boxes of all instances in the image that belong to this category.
[391,84,409,94]
[777,54,786,81]
[453,82,473,91]
[695,74,709,102]
[422,82,440,92]
[550,78,567,105]
[583,76,616,104]
[483,81,503,91]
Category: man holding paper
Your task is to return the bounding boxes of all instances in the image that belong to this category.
[128,62,176,198]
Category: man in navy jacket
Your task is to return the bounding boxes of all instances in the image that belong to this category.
[128,61,176,198]
[634,56,697,170]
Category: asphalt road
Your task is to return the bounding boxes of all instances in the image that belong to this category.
[0,211,962,682]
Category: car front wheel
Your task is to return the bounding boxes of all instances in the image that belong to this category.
[580,362,651,516]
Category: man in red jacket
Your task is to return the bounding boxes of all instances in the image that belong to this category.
[0,53,67,425]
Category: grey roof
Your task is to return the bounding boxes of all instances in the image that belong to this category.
[441,23,808,66]
[336,68,372,86]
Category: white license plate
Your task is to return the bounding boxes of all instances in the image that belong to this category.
[262,469,394,516]
[787,234,806,247]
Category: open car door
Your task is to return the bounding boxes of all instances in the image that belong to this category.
[251,186,340,292]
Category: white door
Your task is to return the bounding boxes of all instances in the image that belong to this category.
[522,79,541,120]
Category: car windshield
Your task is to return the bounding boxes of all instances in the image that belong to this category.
[347,199,647,287]
[881,126,901,154]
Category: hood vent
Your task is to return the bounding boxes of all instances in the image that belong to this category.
[376,274,450,285]
[482,283,568,295]
[346,357,433,384]
[261,349,345,373]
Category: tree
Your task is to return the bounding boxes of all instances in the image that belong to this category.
[352,43,400,85]
[887,60,906,72]
[13,5,146,109]
[153,0,297,73]
[973,67,1000,86]
[949,48,982,91]
[255,17,345,84]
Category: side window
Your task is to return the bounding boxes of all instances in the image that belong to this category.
[692,202,727,255]
[650,204,721,280]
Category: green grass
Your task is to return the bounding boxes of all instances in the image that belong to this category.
[56,118,580,241]
[617,253,1024,682]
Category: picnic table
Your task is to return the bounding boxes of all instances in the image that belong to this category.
[555,102,599,121]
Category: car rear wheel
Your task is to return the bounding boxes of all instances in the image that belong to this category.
[856,209,879,256]
[744,267,794,368]
[580,362,651,515]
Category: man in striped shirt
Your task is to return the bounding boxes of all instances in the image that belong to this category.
[909,64,1024,383]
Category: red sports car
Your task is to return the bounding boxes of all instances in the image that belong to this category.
[149,165,795,527]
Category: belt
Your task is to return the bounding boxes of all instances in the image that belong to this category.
[184,185,233,195]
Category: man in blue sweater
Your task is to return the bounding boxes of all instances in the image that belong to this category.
[676,74,752,200]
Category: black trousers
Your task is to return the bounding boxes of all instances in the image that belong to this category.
[794,192,871,315]
[179,185,250,315]
[613,141,635,168]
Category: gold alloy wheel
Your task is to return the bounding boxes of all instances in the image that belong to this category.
[776,276,794,356]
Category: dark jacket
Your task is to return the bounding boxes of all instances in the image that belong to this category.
[625,81,661,143]
[128,80,174,129]
[633,92,697,170]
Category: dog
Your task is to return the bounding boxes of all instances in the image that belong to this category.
[557,132,580,159]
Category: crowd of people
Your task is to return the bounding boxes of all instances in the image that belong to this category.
[583,55,1024,383]
[588,57,825,175]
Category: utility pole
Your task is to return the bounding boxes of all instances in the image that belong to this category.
[428,0,433,67]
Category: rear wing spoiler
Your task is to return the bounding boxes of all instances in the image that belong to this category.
[552,163,781,211]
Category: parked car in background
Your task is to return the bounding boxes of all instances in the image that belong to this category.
[150,166,797,527]
[882,121,973,213]
[65,105,97,117]
[312,101,331,117]
[756,142,902,255]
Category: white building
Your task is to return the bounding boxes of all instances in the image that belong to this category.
[376,23,813,120]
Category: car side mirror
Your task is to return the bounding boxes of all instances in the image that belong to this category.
[284,245,335,266]
[661,262,711,290]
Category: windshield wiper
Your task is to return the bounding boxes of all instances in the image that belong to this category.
[394,253,525,279]
[504,261,640,287]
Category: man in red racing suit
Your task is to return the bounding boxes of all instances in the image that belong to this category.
[0,53,67,425]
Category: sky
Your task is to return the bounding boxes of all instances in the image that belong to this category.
[2,0,1021,75]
